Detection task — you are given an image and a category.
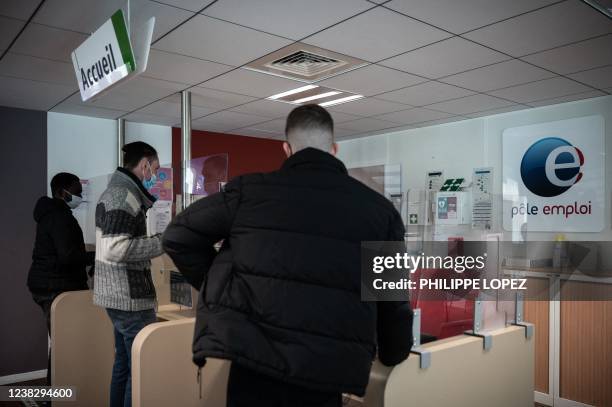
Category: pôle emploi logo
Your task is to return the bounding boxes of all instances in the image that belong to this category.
[512,137,591,219]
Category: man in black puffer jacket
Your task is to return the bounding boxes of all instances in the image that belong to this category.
[28,172,94,385]
[163,104,413,407]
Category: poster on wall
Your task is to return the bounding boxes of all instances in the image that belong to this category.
[190,153,229,196]
[148,167,173,201]
[502,115,604,232]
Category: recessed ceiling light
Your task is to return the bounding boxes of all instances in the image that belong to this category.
[319,94,364,107]
[268,85,318,100]
[291,91,341,104]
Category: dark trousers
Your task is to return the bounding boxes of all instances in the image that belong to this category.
[106,308,156,407]
[31,292,58,386]
[227,363,342,407]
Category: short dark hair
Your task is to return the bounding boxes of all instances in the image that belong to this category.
[122,141,158,169]
[285,104,333,137]
[50,172,80,196]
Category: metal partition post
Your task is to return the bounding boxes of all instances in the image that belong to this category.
[512,290,534,339]
[117,118,125,167]
[464,294,493,350]
[409,309,431,369]
[181,90,191,211]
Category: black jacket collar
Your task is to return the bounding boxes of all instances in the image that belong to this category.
[116,167,157,206]
[281,147,347,174]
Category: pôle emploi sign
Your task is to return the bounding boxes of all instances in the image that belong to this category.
[71,10,135,101]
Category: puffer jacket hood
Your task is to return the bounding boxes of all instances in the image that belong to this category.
[33,196,69,222]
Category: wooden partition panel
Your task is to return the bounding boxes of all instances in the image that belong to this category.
[560,282,612,406]
[382,327,534,407]
[524,277,550,394]
[51,290,114,407]
[132,319,230,407]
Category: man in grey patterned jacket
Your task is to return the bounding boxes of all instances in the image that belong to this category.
[94,141,164,407]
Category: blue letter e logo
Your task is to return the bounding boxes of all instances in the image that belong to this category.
[520,137,584,197]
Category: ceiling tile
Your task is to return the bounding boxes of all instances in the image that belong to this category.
[0,0,40,20]
[376,81,475,106]
[329,111,364,123]
[229,99,295,118]
[464,105,528,118]
[247,118,286,133]
[195,110,270,129]
[11,23,87,62]
[202,0,373,40]
[123,112,180,126]
[328,97,409,116]
[81,77,185,111]
[153,14,292,66]
[0,16,25,51]
[316,64,426,96]
[34,0,193,42]
[136,97,215,118]
[379,37,511,79]
[191,119,235,132]
[83,92,156,112]
[384,0,558,34]
[201,69,306,98]
[411,116,464,128]
[0,75,76,110]
[521,34,612,75]
[463,1,612,57]
[145,49,232,85]
[441,59,555,92]
[303,7,451,62]
[488,76,593,103]
[568,65,612,89]
[156,0,215,12]
[109,76,186,99]
[0,53,75,86]
[189,86,258,110]
[231,127,284,140]
[51,102,127,119]
[527,90,606,107]
[338,117,401,133]
[375,107,454,124]
[427,94,516,115]
[335,127,360,139]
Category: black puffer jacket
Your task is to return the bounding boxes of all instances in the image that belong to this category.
[28,197,93,293]
[163,148,413,396]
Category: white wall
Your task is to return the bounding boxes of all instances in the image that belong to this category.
[47,113,173,242]
[338,95,612,242]
[125,121,172,166]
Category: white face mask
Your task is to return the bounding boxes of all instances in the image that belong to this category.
[64,190,83,209]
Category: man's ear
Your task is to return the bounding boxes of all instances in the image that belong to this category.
[136,157,148,178]
[283,142,292,158]
[330,142,338,156]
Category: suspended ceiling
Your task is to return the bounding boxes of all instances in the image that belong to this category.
[0,0,611,140]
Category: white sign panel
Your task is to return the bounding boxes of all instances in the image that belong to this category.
[71,10,135,101]
[502,115,605,232]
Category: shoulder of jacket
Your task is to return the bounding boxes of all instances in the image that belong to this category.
[99,186,141,215]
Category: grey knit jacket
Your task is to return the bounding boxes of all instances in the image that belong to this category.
[93,168,163,311]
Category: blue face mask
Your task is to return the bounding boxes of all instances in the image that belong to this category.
[143,174,157,190]
[142,162,157,190]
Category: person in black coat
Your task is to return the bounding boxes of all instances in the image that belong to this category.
[163,105,413,407]
[28,172,94,385]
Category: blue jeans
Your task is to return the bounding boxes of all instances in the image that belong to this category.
[106,308,156,407]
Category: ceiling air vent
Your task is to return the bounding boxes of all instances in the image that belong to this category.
[266,50,347,78]
[245,43,367,82]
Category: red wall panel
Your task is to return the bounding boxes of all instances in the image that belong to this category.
[171,127,286,195]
